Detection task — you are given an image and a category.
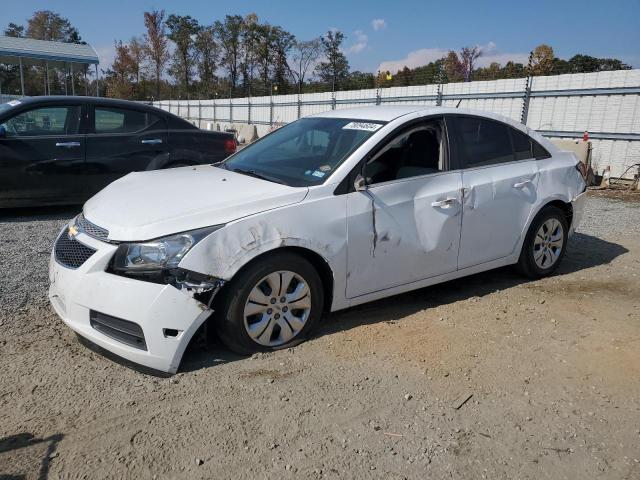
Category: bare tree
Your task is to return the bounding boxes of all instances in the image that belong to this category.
[460,46,482,82]
[195,26,220,96]
[291,38,321,93]
[143,9,169,99]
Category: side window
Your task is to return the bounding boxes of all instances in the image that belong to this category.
[453,116,514,167]
[94,107,160,134]
[1,106,81,137]
[366,119,444,184]
[510,128,533,160]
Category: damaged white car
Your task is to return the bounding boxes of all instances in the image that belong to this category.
[49,106,587,374]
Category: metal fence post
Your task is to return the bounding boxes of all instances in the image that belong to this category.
[520,51,534,125]
[375,70,381,106]
[213,99,216,124]
[198,100,202,128]
[270,92,274,127]
[297,94,302,119]
[230,97,233,124]
[248,97,252,125]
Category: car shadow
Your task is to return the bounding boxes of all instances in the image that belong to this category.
[320,232,628,333]
[179,232,627,372]
[0,205,80,223]
[0,432,63,480]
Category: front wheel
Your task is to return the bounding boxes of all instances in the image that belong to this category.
[517,206,568,279]
[214,252,324,355]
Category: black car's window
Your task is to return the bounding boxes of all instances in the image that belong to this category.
[511,127,534,160]
[366,118,445,184]
[453,116,514,167]
[94,107,160,134]
[223,117,385,187]
[1,106,81,137]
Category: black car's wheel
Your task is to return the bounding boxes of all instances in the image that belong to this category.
[517,205,568,279]
[214,252,324,355]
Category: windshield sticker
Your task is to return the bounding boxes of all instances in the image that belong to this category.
[342,121,383,132]
[311,170,326,178]
[318,164,332,172]
[7,100,21,107]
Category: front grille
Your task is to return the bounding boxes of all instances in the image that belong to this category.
[90,310,147,351]
[76,213,109,241]
[54,228,97,269]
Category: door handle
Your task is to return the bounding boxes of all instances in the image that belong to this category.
[55,141,81,148]
[141,139,163,145]
[513,179,533,188]
[431,197,458,208]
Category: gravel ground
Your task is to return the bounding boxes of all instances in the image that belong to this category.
[1,192,639,479]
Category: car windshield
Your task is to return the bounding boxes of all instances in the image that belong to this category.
[221,117,386,187]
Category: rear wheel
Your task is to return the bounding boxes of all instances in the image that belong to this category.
[214,252,323,355]
[517,206,568,278]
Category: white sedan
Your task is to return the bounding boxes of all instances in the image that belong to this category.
[49,106,587,374]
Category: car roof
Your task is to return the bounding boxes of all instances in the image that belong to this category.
[12,96,153,108]
[310,105,558,152]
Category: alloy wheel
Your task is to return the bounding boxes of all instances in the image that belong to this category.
[533,218,564,269]
[243,271,312,347]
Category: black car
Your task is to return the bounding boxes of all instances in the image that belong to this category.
[0,96,236,208]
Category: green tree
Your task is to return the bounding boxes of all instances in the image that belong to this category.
[166,14,200,97]
[4,23,24,37]
[215,15,244,92]
[315,30,350,88]
[195,26,220,96]
[26,10,82,43]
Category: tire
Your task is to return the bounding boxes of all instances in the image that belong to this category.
[516,205,569,279]
[214,252,324,355]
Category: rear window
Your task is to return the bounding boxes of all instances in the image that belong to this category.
[453,116,514,167]
[94,107,161,134]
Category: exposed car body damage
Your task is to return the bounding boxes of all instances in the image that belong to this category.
[49,106,586,373]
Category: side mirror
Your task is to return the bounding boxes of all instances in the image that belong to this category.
[354,173,367,192]
[0,125,6,138]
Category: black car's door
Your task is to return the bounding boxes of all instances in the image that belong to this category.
[84,104,169,197]
[0,102,86,206]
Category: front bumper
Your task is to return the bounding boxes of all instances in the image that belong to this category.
[569,190,588,236]
[48,230,212,374]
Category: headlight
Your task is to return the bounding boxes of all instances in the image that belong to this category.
[112,225,222,273]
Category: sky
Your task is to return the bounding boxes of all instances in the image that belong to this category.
[3,0,639,72]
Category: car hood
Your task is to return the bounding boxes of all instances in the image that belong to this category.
[83,165,308,241]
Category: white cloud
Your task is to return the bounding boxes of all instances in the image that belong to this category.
[346,30,368,55]
[378,42,529,73]
[372,19,387,31]
[95,44,116,70]
[378,48,449,73]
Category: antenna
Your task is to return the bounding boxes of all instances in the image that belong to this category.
[456,99,462,108]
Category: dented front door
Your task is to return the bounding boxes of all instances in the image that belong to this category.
[346,171,463,298]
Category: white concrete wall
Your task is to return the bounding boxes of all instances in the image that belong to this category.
[155,70,640,178]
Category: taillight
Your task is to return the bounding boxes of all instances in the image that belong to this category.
[224,138,237,154]
[575,161,588,180]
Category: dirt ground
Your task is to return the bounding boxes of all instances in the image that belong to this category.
[1,194,639,479]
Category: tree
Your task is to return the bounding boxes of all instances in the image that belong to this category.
[143,9,170,99]
[444,50,465,82]
[460,46,482,82]
[315,30,350,88]
[291,38,322,92]
[215,15,244,92]
[26,10,81,43]
[128,37,146,95]
[195,26,220,96]
[531,44,554,76]
[271,26,296,93]
[105,40,135,99]
[166,14,200,97]
[4,23,24,37]
[239,13,260,95]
